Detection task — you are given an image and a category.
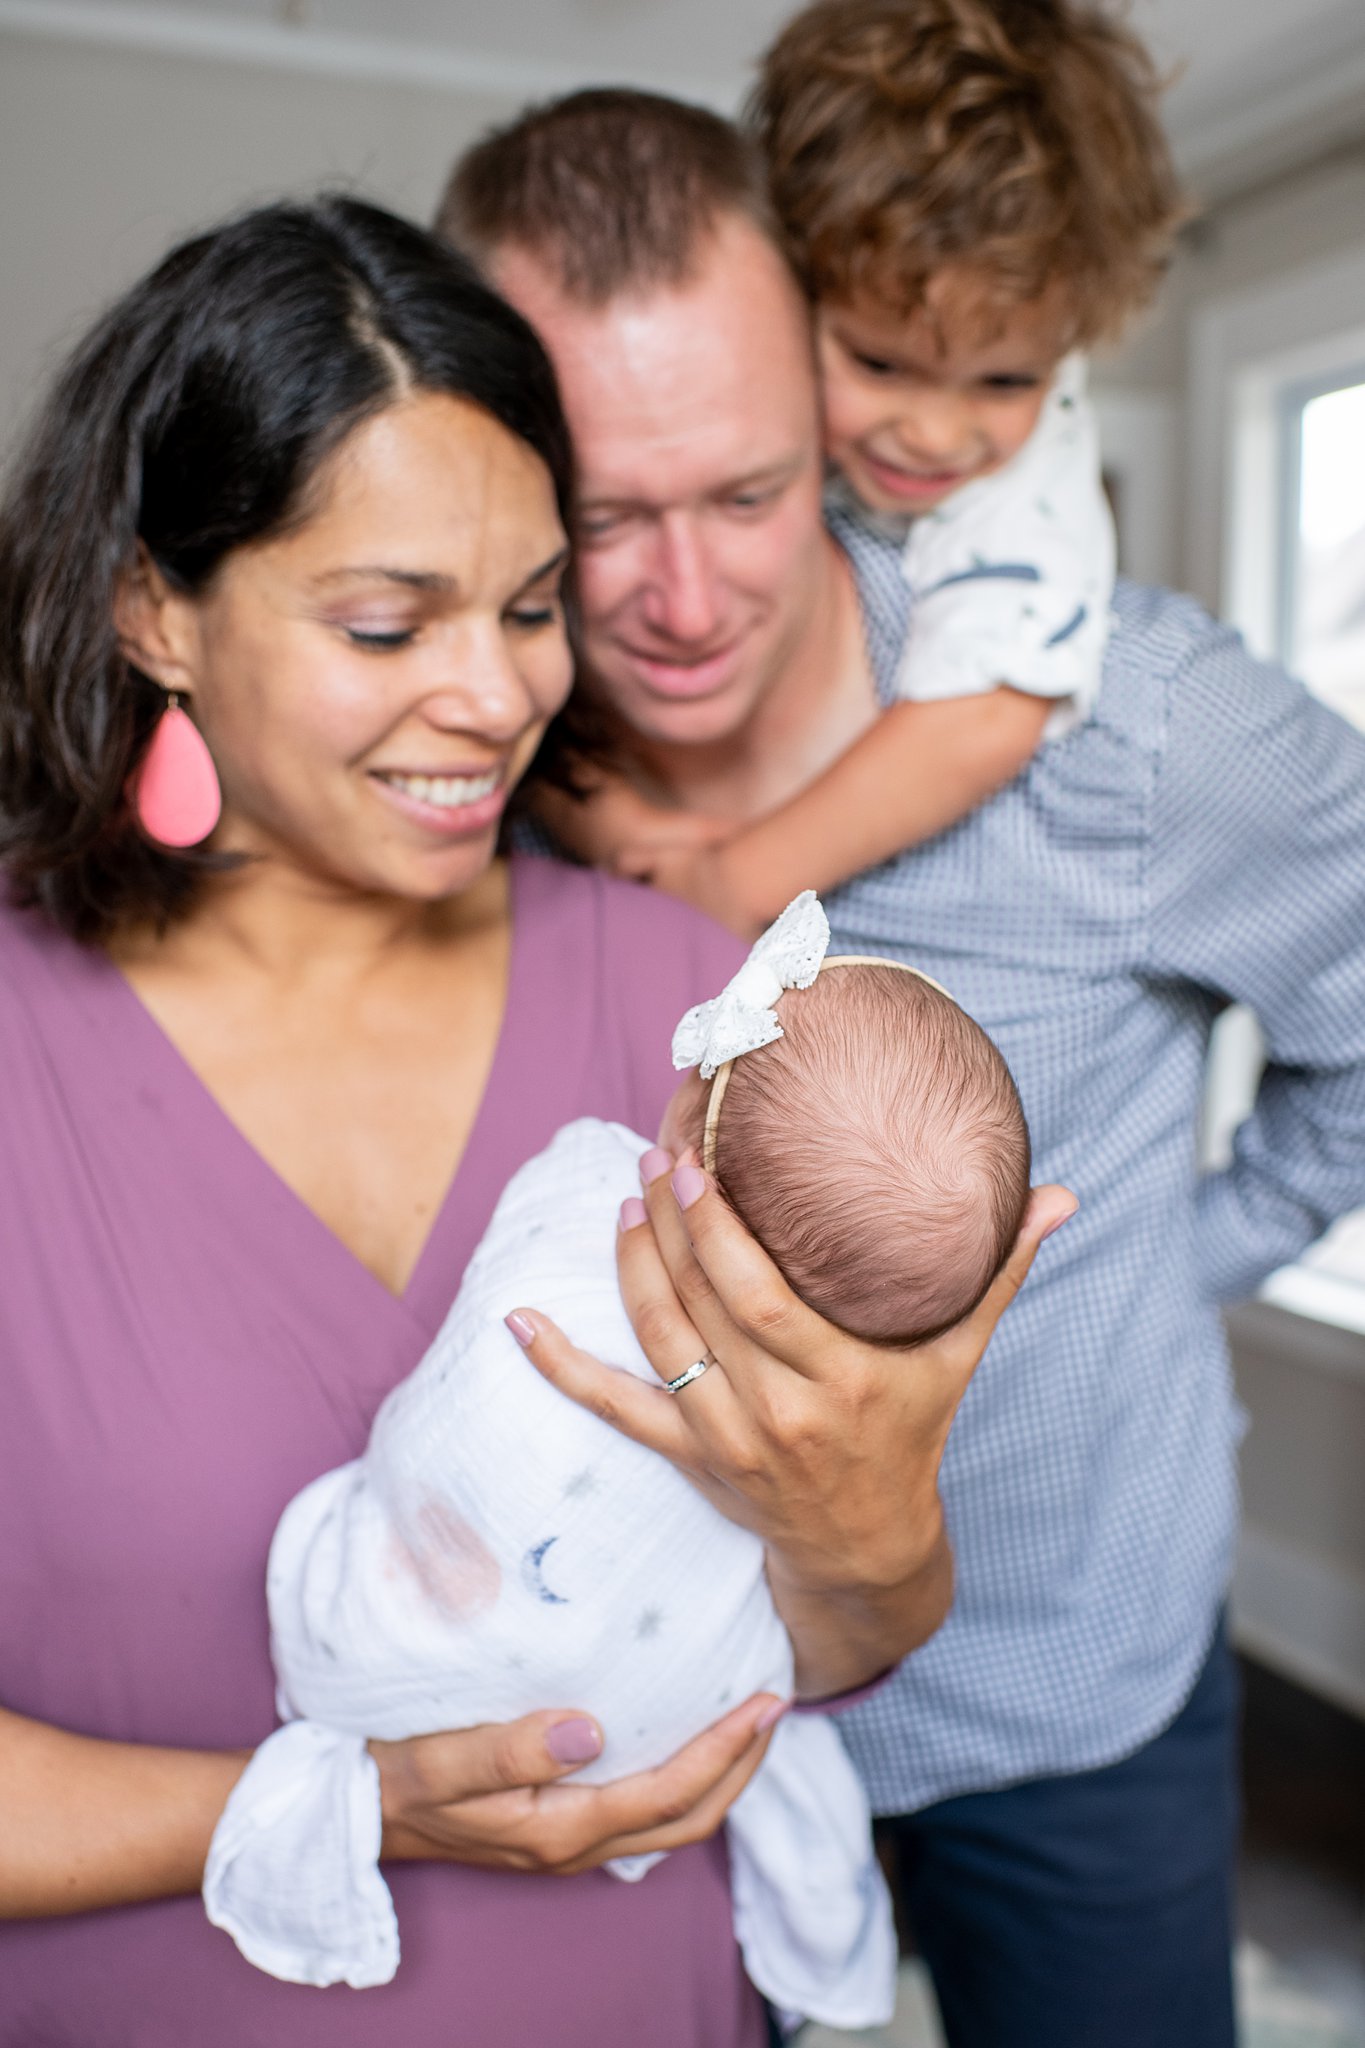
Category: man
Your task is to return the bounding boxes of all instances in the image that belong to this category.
[437,91,1365,2048]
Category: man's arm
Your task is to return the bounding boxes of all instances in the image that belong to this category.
[1147,618,1365,1302]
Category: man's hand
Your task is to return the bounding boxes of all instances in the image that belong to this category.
[507,1151,1076,1694]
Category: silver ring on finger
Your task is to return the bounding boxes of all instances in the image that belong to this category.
[664,1355,712,1395]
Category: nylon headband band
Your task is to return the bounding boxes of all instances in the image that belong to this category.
[700,954,956,1176]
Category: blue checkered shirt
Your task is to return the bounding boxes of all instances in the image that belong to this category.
[826,501,1365,1813]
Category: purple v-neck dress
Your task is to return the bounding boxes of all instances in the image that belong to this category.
[0,856,761,2048]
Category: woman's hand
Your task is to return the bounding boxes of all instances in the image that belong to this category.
[507,1156,1076,1697]
[372,1692,783,1876]
[0,1689,780,1920]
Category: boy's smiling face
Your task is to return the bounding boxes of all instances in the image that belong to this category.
[817,265,1077,517]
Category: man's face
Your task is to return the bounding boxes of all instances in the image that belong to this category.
[492,215,827,751]
[817,266,1075,517]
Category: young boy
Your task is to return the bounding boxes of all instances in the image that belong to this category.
[545,0,1185,932]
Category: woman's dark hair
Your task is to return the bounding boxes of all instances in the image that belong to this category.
[0,195,573,942]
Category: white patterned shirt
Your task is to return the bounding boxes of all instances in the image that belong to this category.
[826,499,1365,1812]
[883,352,1114,736]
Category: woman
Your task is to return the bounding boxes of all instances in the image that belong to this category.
[0,197,1061,2047]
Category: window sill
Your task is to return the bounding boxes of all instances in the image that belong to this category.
[1258,1263,1365,1342]
[1226,1278,1365,1391]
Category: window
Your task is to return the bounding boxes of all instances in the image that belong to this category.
[1283,374,1365,733]
[1192,262,1365,1330]
[1258,373,1365,1322]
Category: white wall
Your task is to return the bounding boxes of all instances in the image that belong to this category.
[0,27,522,454]
[1093,143,1365,602]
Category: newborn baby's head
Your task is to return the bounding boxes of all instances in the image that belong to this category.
[664,961,1030,1347]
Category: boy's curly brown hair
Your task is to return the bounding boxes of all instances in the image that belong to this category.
[747,0,1188,344]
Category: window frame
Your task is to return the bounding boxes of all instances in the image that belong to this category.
[1189,247,1365,1339]
[1277,361,1365,695]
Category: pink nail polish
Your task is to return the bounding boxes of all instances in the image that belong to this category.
[755,1699,791,1733]
[546,1717,602,1764]
[671,1164,707,1210]
[619,1196,649,1232]
[505,1311,536,1347]
[1040,1202,1079,1243]
[639,1147,673,1188]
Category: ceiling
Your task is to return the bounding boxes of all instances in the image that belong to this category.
[16,0,1365,200]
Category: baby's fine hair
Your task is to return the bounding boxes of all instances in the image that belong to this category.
[685,964,1030,1346]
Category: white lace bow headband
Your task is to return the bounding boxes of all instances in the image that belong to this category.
[670,890,953,1175]
[671,890,830,1082]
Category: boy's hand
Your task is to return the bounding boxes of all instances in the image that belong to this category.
[611,842,758,938]
[533,774,731,874]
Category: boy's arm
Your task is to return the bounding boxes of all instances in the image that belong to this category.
[652,688,1052,936]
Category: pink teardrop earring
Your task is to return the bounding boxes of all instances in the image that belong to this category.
[128,691,222,848]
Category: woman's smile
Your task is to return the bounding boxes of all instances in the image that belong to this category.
[178,393,571,898]
[369,763,509,836]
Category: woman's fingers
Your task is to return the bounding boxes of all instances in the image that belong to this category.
[372,1707,604,1824]
[505,1307,698,1466]
[643,1150,828,1381]
[616,1173,738,1400]
[658,1165,1077,1393]
[509,1195,763,1498]
[931,1184,1077,1383]
[615,1172,711,1384]
[558,1695,784,1869]
[632,1149,730,1352]
[377,1694,783,1875]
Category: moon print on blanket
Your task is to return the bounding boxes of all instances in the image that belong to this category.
[521,1536,570,1606]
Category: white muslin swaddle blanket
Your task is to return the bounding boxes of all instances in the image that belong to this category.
[203,1116,897,2029]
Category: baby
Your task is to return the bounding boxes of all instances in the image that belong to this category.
[203,895,1029,2026]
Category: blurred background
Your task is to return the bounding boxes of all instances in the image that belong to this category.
[2,3,1363,2041]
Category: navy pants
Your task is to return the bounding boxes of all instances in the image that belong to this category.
[880,1619,1240,2048]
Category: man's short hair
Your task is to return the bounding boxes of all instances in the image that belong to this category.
[437,87,785,304]
[748,0,1189,344]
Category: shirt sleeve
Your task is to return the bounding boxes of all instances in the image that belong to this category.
[1145,616,1365,1302]
[793,1666,897,1714]
[896,355,1116,733]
